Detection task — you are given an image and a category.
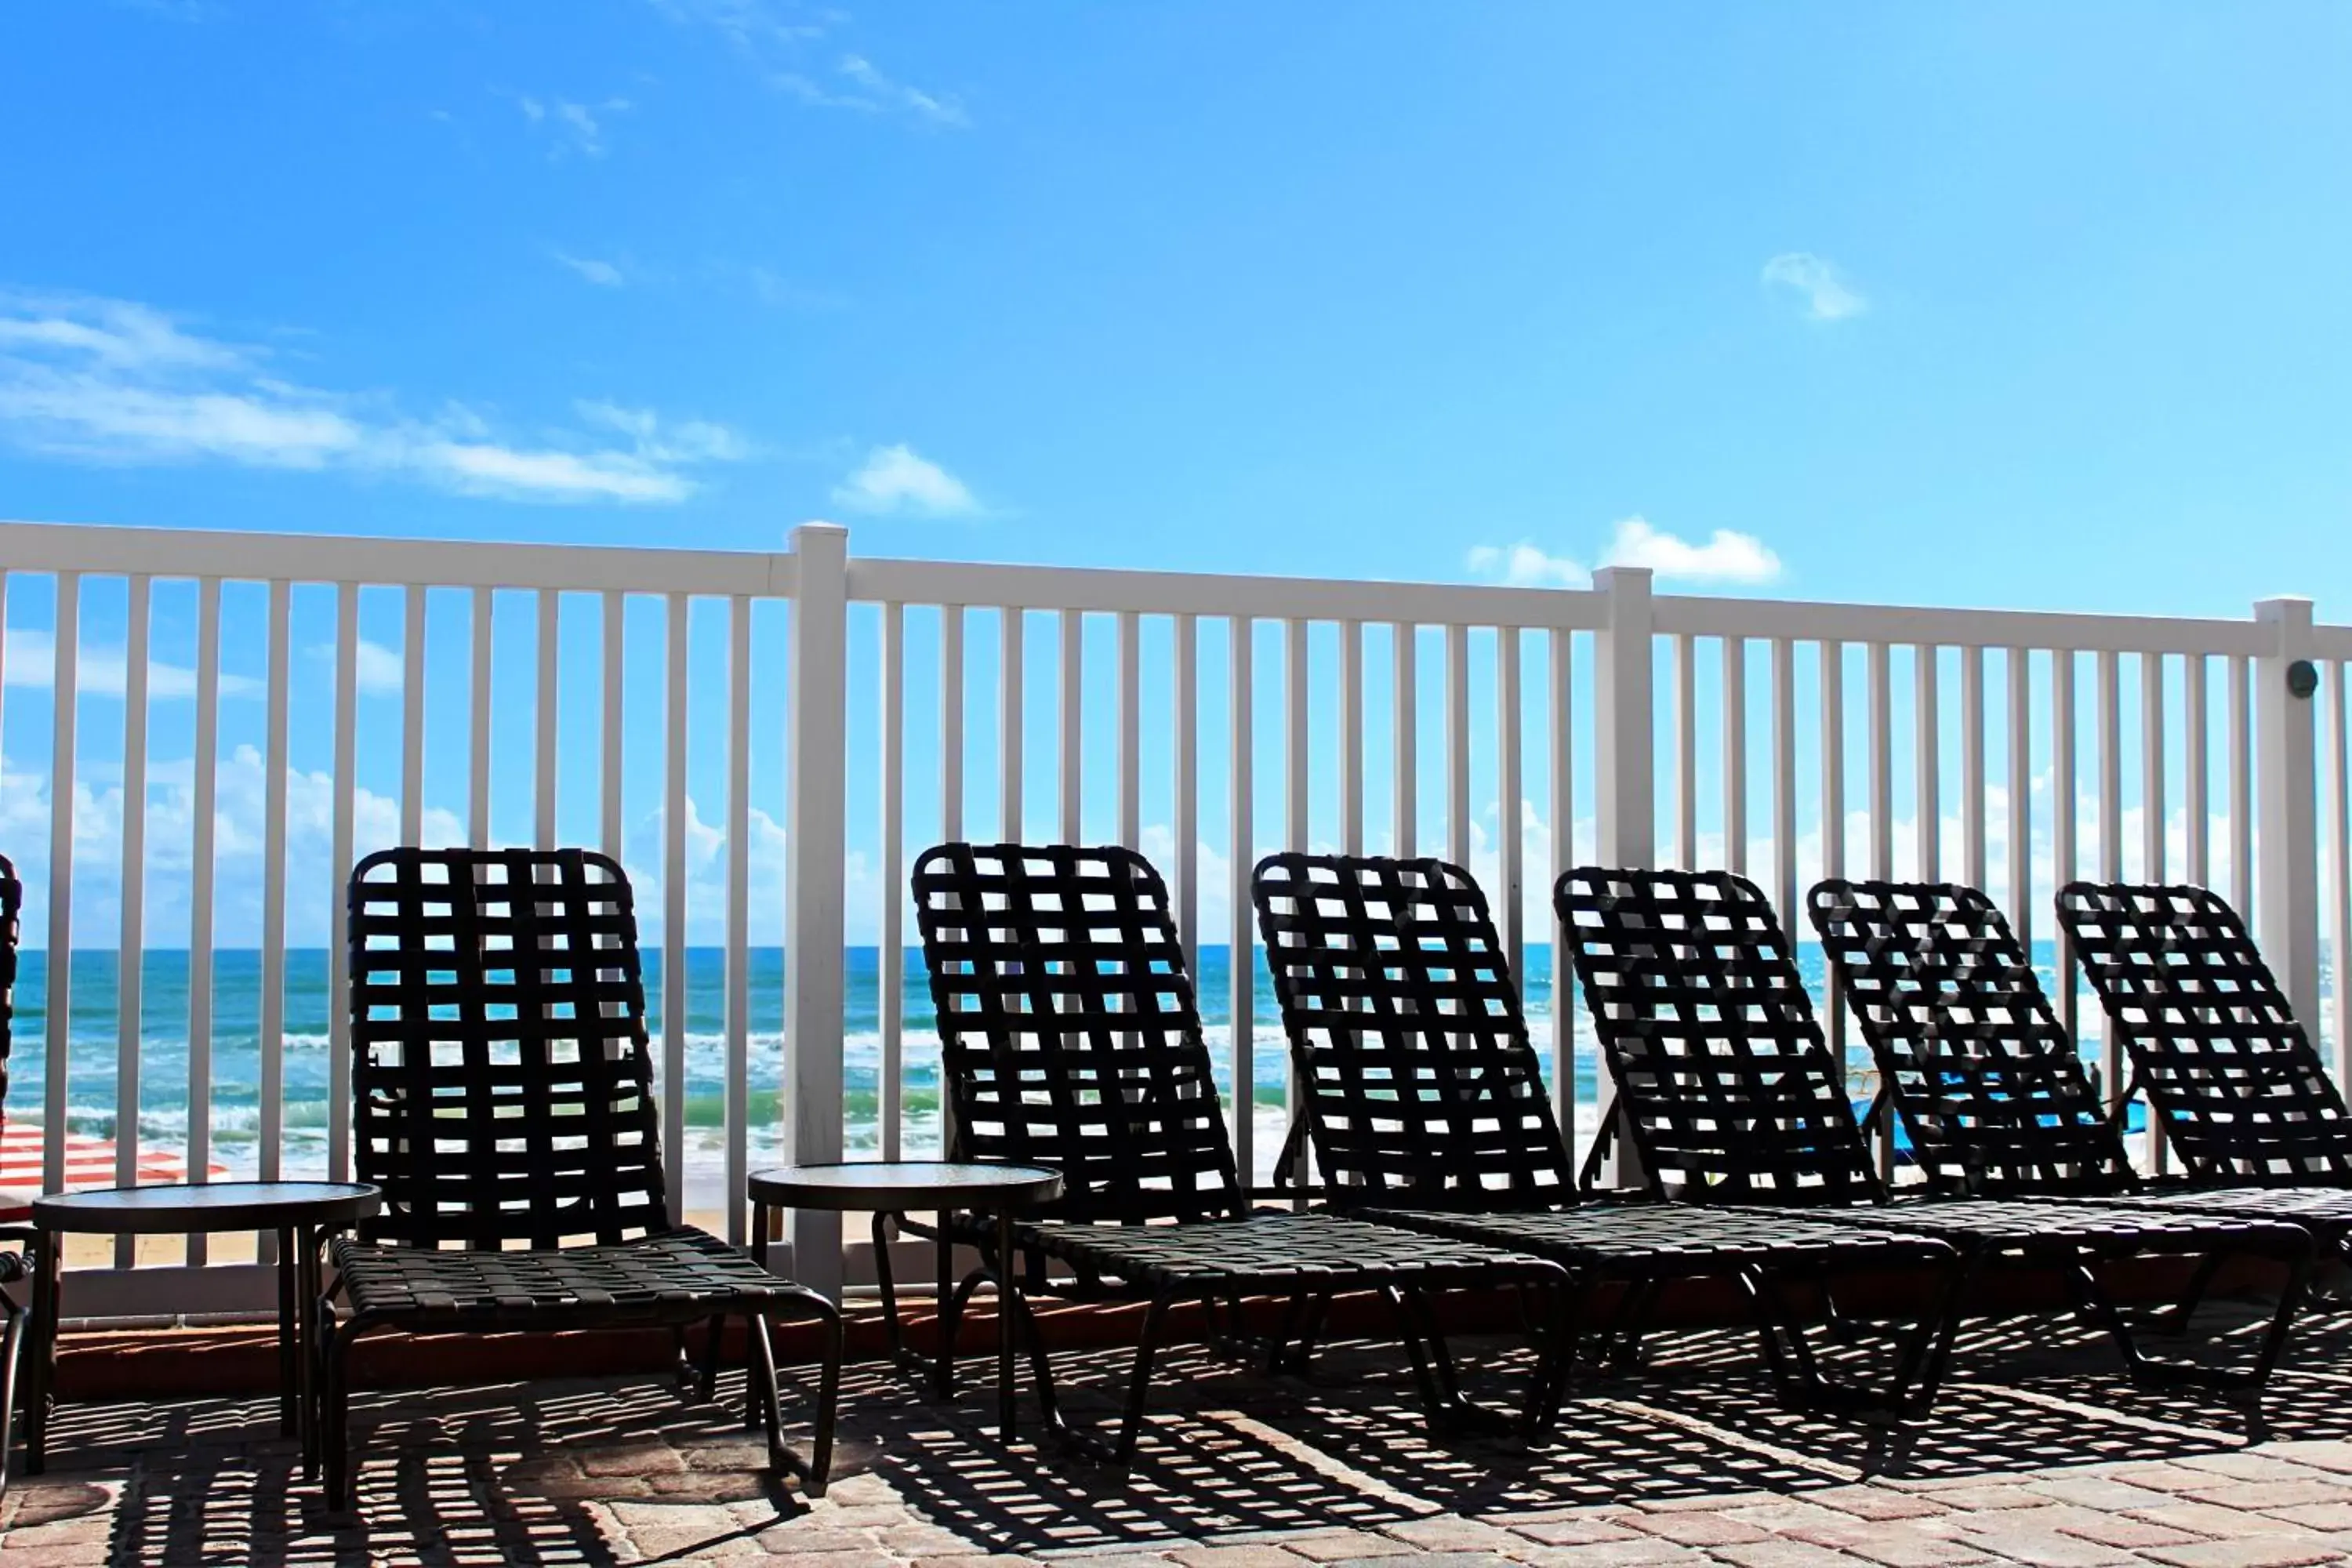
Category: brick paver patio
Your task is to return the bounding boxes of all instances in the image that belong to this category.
[10,1312,2352,1566]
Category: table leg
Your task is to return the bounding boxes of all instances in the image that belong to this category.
[23,1229,56,1475]
[996,1205,1017,1440]
[751,1202,768,1270]
[275,1225,298,1440]
[297,1227,321,1475]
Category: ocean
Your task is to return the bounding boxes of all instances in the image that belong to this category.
[0,939,2221,1203]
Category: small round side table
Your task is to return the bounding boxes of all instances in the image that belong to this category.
[748,1162,1062,1439]
[24,1181,380,1475]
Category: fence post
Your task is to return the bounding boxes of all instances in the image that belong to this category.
[785,522,850,1296]
[2255,595,2322,1031]
[1590,565,1655,1187]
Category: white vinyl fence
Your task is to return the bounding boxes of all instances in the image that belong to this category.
[1,519,2348,1315]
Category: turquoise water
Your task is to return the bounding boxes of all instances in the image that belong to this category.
[0,941,2305,1185]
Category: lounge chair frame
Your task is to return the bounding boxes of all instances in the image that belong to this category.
[1250,850,1962,1454]
[1560,866,2308,1433]
[907,841,1568,1462]
[323,848,839,1510]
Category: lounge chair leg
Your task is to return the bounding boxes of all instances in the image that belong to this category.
[695,1312,726,1405]
[2166,1252,2230,1336]
[749,1290,840,1497]
[0,1290,24,1504]
[1109,1290,1173,1462]
[932,1231,961,1398]
[323,1318,367,1513]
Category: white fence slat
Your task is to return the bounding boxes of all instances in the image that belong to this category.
[2006,648,2031,947]
[662,593,690,1222]
[2054,652,2082,1057]
[1290,619,1312,854]
[536,589,559,850]
[1229,617,1255,1181]
[2187,655,2210,887]
[1001,608,1024,840]
[1498,626,1524,996]
[402,585,425,848]
[259,580,291,1262]
[1675,633,1697,869]
[724,597,752,1246]
[1446,622,1469,869]
[469,588,492,848]
[1820,640,1846,1086]
[1393,625,1417,857]
[1722,637,1746,876]
[2143,652,2167,884]
[1060,608,1082,843]
[1118,610,1141,849]
[2324,667,2343,1086]
[114,576,151,1264]
[2231,653,2253,909]
[189,578,223,1250]
[1916,644,1940,881]
[1868,641,1893,880]
[1548,629,1574,1150]
[329,584,358,1185]
[42,573,78,1198]
[1772,637,1796,935]
[942,604,965,841]
[2098,650,2122,883]
[1341,621,1363,855]
[602,592,625,861]
[880,603,905,1161]
[1962,646,1986,890]
[1174,613,1200,984]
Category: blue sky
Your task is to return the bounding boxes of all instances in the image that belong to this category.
[3,2,2350,949]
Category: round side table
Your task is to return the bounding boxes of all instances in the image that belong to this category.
[24,1181,380,1476]
[748,1162,1062,1439]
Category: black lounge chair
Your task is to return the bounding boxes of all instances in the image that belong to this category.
[907,841,1569,1461]
[323,848,840,1510]
[2055,880,2352,1251]
[1559,866,2310,1435]
[1250,852,1962,1457]
[0,855,31,1499]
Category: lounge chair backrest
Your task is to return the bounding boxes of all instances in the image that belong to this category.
[1555,866,1885,1205]
[2056,882,2352,1181]
[0,852,16,1120]
[347,848,669,1249]
[1252,853,1574,1206]
[910,842,1244,1224]
[1809,880,2136,1196]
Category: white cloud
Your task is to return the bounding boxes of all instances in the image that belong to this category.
[1762,252,1867,321]
[831,442,981,518]
[4,626,260,701]
[650,2,965,126]
[553,252,626,288]
[1465,543,1587,589]
[1600,517,1782,585]
[0,290,748,504]
[518,95,628,158]
[1467,518,1781,590]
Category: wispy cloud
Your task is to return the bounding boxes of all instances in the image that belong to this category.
[651,1,967,126]
[0,290,749,504]
[552,251,627,288]
[1464,542,1585,588]
[831,442,981,518]
[1761,252,1867,321]
[5,627,260,701]
[1468,517,1783,590]
[517,95,630,158]
[789,55,966,127]
[1601,517,1782,584]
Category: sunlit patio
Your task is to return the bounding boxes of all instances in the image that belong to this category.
[18,1312,2352,1566]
